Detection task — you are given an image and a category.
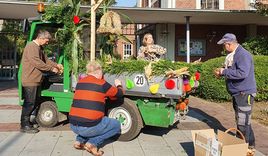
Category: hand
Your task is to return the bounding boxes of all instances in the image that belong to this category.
[114,79,122,87]
[219,68,224,75]
[214,68,221,79]
[137,52,145,58]
[52,67,59,74]
[57,64,63,70]
[57,64,64,74]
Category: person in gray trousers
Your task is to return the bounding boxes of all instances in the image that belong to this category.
[215,33,257,155]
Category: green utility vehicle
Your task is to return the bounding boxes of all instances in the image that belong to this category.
[18,20,189,141]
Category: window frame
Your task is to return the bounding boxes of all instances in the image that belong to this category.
[196,0,224,9]
[123,43,132,59]
[177,39,206,56]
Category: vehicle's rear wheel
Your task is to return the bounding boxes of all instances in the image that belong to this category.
[36,101,58,127]
[108,98,143,141]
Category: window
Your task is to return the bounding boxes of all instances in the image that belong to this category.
[178,39,206,56]
[201,0,219,9]
[123,43,132,59]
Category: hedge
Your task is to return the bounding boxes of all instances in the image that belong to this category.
[242,36,268,56]
[196,55,268,102]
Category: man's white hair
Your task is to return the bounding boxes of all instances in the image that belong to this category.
[36,30,52,39]
[86,60,102,74]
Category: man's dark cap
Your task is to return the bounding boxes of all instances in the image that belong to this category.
[217,33,237,44]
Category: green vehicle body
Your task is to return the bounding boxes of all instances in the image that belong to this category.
[18,21,184,140]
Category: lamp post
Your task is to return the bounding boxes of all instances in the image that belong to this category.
[185,16,190,63]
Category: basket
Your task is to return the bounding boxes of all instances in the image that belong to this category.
[225,127,246,141]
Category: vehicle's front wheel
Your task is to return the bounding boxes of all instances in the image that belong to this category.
[36,101,58,127]
[108,98,143,141]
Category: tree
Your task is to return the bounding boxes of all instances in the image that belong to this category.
[254,0,268,16]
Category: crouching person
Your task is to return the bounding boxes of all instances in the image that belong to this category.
[69,61,124,156]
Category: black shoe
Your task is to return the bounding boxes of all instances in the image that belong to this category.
[30,121,40,129]
[32,123,39,129]
[20,126,40,133]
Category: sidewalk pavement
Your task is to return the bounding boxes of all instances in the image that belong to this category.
[0,80,267,156]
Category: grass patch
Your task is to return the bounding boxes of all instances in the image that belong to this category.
[218,101,268,126]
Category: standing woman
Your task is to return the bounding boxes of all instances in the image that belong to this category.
[137,33,166,61]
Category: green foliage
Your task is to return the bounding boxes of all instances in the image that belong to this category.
[254,56,268,101]
[196,56,268,102]
[254,0,268,16]
[151,60,201,76]
[42,0,126,74]
[242,36,268,55]
[1,20,22,32]
[42,0,88,76]
[102,58,201,76]
[195,57,230,101]
[103,59,148,75]
[0,20,26,61]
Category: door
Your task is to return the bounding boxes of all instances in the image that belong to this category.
[0,33,17,80]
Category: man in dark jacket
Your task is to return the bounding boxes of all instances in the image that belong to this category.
[21,30,63,133]
[215,33,257,154]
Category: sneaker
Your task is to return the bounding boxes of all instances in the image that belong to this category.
[32,123,39,129]
[30,118,39,129]
[20,126,39,133]
[247,147,256,156]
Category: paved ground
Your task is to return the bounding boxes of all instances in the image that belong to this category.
[0,80,267,156]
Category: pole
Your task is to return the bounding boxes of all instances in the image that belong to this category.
[185,16,190,63]
[90,0,96,61]
[90,0,104,61]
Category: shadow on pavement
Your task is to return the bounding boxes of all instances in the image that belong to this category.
[0,132,24,154]
[180,142,194,156]
[141,125,173,136]
[136,106,227,139]
[188,106,227,132]
[0,80,18,91]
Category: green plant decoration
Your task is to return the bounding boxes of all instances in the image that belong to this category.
[42,0,130,76]
[42,0,88,79]
[102,59,201,76]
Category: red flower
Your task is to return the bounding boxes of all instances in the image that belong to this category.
[73,16,80,24]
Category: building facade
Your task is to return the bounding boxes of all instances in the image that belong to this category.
[116,24,136,59]
[138,0,255,9]
[136,0,268,62]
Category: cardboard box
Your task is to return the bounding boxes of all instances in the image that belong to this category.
[192,129,248,156]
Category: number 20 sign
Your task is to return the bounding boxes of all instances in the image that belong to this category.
[134,74,145,87]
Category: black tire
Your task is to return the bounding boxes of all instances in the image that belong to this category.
[36,101,58,128]
[108,98,143,141]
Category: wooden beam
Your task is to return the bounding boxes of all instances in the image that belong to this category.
[93,0,104,11]
[90,0,104,61]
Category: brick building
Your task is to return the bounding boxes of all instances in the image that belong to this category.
[116,24,136,59]
[133,0,268,62]
[0,1,267,62]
